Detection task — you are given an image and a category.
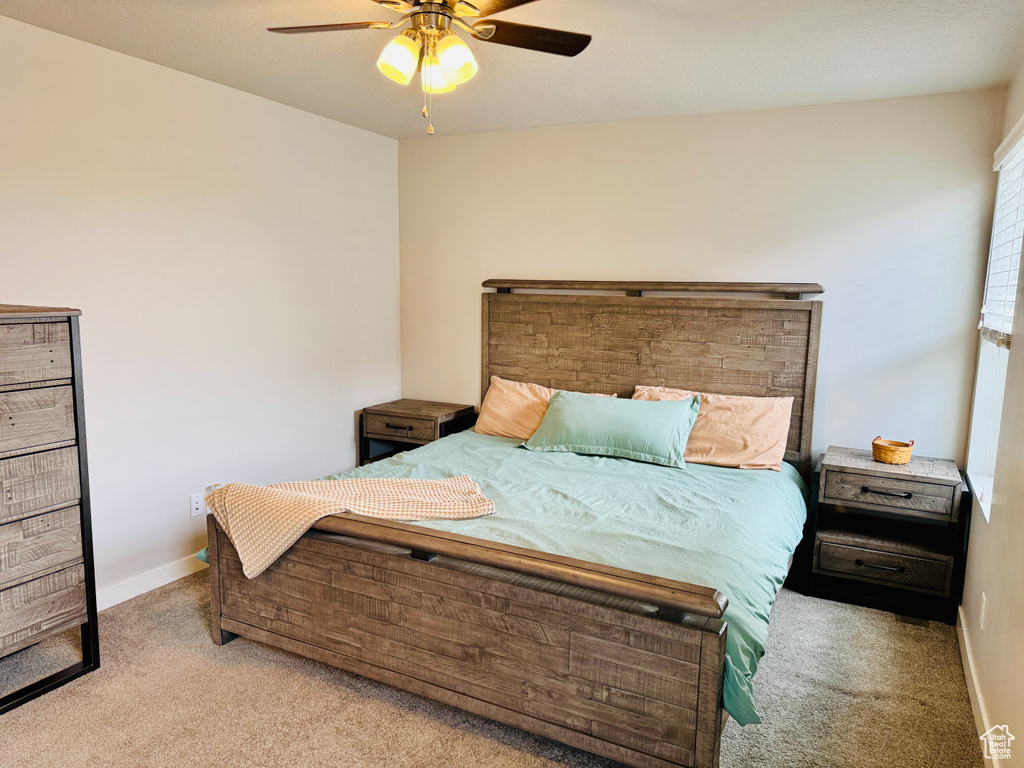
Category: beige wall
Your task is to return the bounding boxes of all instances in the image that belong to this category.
[960,275,1024,756]
[0,17,401,602]
[1002,58,1024,139]
[960,61,1024,754]
[399,89,1004,462]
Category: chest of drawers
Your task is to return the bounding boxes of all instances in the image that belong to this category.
[0,305,99,713]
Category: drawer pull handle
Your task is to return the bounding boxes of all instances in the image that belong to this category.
[385,423,415,431]
[861,486,912,500]
[855,558,905,573]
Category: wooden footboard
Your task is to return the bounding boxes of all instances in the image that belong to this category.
[207,515,729,768]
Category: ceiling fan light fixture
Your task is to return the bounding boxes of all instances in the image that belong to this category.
[269,0,593,135]
[376,30,421,85]
[421,53,456,93]
[436,32,478,85]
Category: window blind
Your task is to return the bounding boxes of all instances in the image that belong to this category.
[980,140,1024,348]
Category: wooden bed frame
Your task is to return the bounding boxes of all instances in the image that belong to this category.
[208,279,823,768]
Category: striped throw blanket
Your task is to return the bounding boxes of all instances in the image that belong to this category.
[205,476,495,579]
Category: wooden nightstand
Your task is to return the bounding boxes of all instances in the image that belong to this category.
[802,446,972,624]
[357,399,476,466]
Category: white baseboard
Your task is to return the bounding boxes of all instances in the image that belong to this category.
[958,607,997,768]
[98,555,209,611]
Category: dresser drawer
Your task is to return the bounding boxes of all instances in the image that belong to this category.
[0,386,76,456]
[364,413,435,442]
[815,535,952,596]
[0,323,73,387]
[0,563,88,658]
[0,447,80,526]
[0,506,83,590]
[822,470,956,521]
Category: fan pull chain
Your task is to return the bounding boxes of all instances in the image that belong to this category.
[421,70,434,135]
[419,33,436,135]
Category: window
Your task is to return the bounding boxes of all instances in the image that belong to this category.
[967,138,1023,520]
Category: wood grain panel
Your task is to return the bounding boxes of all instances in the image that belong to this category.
[321,537,708,643]
[628,629,703,664]
[207,514,231,645]
[592,721,693,765]
[221,553,675,743]
[363,399,474,423]
[814,531,953,596]
[211,522,721,767]
[0,447,81,525]
[0,386,75,456]
[0,563,87,657]
[0,506,83,589]
[572,633,700,686]
[823,471,955,520]
[482,292,821,468]
[569,648,698,710]
[0,323,72,386]
[221,618,688,768]
[310,514,728,619]
[694,622,727,768]
[363,413,436,442]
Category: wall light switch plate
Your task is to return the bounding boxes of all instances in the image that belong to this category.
[190,492,206,518]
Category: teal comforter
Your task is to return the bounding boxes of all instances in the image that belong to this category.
[324,430,807,725]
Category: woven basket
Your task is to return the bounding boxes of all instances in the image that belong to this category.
[872,436,914,465]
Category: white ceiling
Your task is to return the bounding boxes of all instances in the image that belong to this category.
[2,0,1023,139]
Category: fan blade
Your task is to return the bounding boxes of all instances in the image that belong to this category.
[471,0,542,16]
[268,21,390,34]
[474,20,590,56]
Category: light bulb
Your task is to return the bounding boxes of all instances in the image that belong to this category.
[421,54,455,94]
[437,33,478,85]
[377,32,420,85]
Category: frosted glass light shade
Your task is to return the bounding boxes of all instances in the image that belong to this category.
[377,32,420,85]
[437,33,478,85]
[421,54,455,93]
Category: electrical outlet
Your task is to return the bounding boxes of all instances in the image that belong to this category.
[979,592,987,630]
[190,492,206,518]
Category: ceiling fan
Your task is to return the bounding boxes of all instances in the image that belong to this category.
[269,0,591,134]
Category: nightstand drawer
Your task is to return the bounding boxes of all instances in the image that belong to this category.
[364,413,435,442]
[822,470,955,521]
[816,537,951,595]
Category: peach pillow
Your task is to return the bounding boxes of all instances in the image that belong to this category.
[632,385,793,471]
[475,376,614,440]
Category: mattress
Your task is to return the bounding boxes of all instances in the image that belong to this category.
[324,430,807,725]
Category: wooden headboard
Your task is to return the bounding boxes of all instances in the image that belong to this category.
[481,280,823,471]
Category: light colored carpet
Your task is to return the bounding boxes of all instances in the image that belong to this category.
[0,571,983,768]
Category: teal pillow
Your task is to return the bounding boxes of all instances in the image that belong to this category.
[523,390,701,468]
